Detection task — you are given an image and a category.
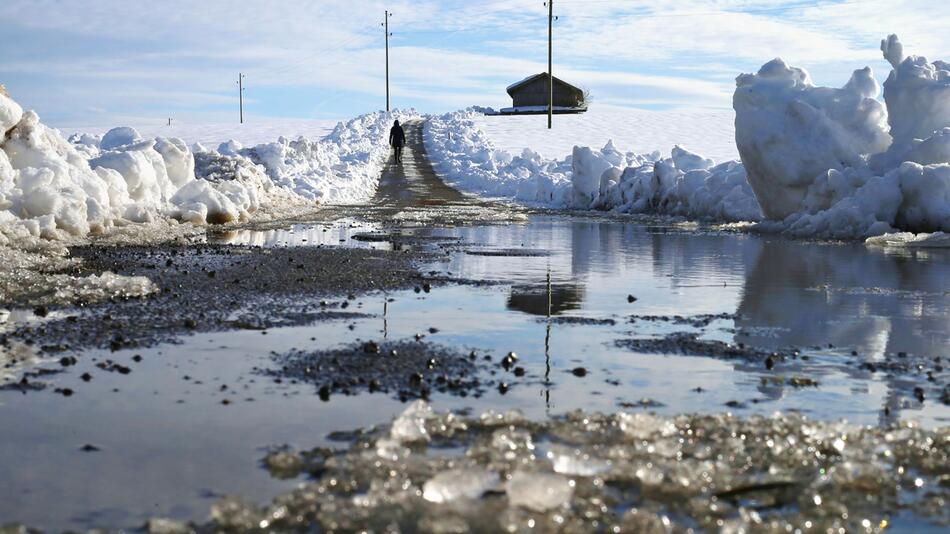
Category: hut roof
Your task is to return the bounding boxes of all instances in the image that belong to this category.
[506,73,581,96]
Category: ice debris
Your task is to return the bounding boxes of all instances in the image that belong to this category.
[178,401,949,532]
[173,401,950,532]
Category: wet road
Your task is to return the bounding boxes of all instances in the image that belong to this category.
[373,120,468,207]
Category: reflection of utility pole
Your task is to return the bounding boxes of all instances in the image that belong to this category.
[544,268,552,413]
[382,11,393,112]
[237,73,245,124]
[383,297,389,339]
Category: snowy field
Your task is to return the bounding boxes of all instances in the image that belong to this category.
[473,107,738,163]
[62,118,339,149]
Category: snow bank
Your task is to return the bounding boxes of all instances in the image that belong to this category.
[239,110,416,204]
[0,86,417,245]
[423,109,574,206]
[733,35,950,239]
[733,60,890,220]
[424,109,761,222]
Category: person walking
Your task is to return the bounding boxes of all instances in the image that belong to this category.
[389,120,406,164]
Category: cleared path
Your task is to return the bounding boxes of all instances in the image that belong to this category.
[372,120,468,207]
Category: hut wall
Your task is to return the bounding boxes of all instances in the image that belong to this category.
[510,77,583,108]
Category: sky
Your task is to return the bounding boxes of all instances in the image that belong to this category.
[1,0,948,127]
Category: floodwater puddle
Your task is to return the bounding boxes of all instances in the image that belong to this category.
[1,215,948,531]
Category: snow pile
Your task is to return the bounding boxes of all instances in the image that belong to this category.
[424,109,761,222]
[0,90,271,242]
[0,83,417,244]
[734,35,950,239]
[733,60,890,220]
[238,109,416,203]
[423,109,574,205]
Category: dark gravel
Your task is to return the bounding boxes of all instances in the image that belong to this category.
[4,243,434,353]
[259,339,494,401]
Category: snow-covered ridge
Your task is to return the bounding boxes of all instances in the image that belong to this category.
[424,109,762,223]
[0,83,415,245]
[425,35,950,241]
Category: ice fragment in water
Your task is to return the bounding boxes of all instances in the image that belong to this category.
[547,445,609,476]
[389,399,434,443]
[865,231,950,248]
[146,518,190,534]
[422,467,499,503]
[505,471,574,512]
[618,412,678,440]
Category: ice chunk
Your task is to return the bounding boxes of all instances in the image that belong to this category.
[505,471,573,512]
[389,399,434,443]
[734,59,891,219]
[547,446,609,476]
[146,518,191,534]
[100,126,143,150]
[618,412,678,440]
[866,231,950,247]
[422,467,499,503]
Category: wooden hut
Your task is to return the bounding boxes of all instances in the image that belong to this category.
[499,73,587,115]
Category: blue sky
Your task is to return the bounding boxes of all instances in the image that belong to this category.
[1,0,947,127]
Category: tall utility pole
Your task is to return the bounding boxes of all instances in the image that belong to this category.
[547,0,554,129]
[237,73,245,124]
[383,11,392,112]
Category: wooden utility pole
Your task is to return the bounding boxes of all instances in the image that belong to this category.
[237,73,245,124]
[383,11,392,112]
[547,0,553,129]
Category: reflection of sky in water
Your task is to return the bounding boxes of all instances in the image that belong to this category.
[2,215,949,530]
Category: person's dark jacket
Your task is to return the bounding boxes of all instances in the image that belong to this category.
[389,124,406,147]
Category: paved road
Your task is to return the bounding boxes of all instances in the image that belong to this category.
[372,119,469,208]
[362,119,525,225]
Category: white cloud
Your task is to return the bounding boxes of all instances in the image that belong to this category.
[1,0,949,124]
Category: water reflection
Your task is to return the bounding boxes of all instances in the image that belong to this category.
[737,240,950,357]
[507,283,584,316]
[445,217,949,424]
